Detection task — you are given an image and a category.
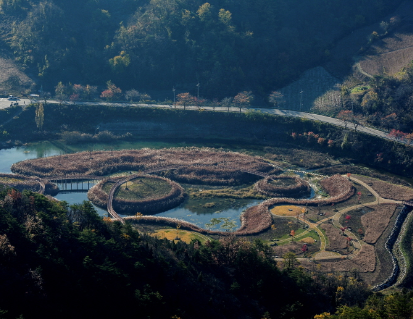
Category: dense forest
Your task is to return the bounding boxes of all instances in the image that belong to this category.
[0,188,373,319]
[0,0,403,97]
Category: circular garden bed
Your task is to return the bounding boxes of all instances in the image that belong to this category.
[88,175,185,214]
[254,175,310,198]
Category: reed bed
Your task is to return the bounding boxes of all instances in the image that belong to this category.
[0,173,43,193]
[254,175,310,198]
[88,175,185,214]
[11,148,276,178]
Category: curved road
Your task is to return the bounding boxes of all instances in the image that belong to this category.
[0,98,406,145]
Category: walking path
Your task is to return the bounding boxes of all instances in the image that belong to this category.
[274,176,403,262]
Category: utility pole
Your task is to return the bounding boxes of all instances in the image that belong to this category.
[172,87,176,108]
[299,90,303,112]
[196,83,200,100]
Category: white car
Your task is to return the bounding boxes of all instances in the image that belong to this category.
[8,95,17,100]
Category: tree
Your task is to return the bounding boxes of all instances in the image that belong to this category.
[337,110,353,129]
[233,91,254,113]
[283,252,298,270]
[70,93,80,104]
[84,85,98,100]
[381,113,398,131]
[220,97,233,112]
[100,81,122,101]
[41,92,51,105]
[109,51,130,73]
[125,89,141,102]
[35,103,44,131]
[55,82,67,104]
[269,91,284,108]
[176,93,195,110]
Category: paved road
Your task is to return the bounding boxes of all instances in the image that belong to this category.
[0,98,405,145]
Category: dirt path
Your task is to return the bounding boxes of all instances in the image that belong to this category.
[274,175,403,261]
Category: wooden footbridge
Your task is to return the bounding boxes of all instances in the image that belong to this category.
[42,165,291,224]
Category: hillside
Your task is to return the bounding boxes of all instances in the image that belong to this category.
[0,0,403,98]
[0,188,369,319]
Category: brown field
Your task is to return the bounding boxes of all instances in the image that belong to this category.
[320,223,348,251]
[300,237,315,244]
[315,165,412,187]
[359,23,413,77]
[306,244,376,273]
[361,204,399,244]
[359,46,413,76]
[0,55,34,91]
[271,205,303,217]
[255,175,310,198]
[11,148,277,179]
[355,175,413,201]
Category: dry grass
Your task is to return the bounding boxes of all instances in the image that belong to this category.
[271,205,303,217]
[309,244,376,273]
[255,175,310,198]
[351,244,376,272]
[88,175,185,215]
[300,237,315,244]
[320,223,348,251]
[355,175,413,201]
[0,56,34,91]
[150,229,210,244]
[11,148,276,179]
[361,204,398,244]
[0,173,42,193]
[359,22,413,77]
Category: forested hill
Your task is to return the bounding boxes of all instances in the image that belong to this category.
[0,189,372,319]
[0,0,403,97]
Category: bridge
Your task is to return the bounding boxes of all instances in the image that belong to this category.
[404,200,413,207]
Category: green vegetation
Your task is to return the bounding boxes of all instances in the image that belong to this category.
[3,103,413,179]
[0,0,403,98]
[188,184,267,200]
[115,177,172,201]
[318,290,413,318]
[151,228,211,245]
[0,187,375,319]
[328,64,413,135]
[339,207,371,240]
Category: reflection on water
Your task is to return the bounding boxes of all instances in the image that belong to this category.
[0,141,62,173]
[0,141,264,229]
[53,189,260,230]
[54,191,108,217]
[156,199,261,230]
